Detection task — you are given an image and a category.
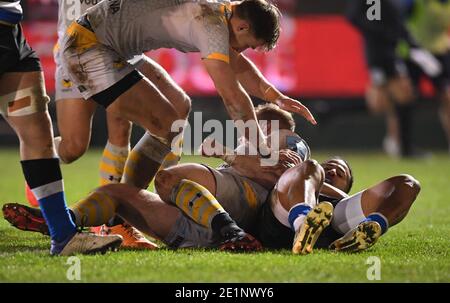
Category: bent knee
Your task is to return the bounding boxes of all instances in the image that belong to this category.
[154,169,180,201]
[299,159,323,177]
[60,138,90,163]
[177,93,191,119]
[394,174,421,196]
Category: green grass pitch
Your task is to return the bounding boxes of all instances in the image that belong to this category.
[0,148,449,282]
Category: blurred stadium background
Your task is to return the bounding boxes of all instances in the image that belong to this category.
[0,0,447,152]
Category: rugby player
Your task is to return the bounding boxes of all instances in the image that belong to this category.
[0,0,122,255]
[3,104,421,254]
[404,0,450,154]
[49,0,194,249]
[59,0,317,192]
[254,157,421,253]
[3,155,421,254]
[154,104,422,253]
[348,0,440,157]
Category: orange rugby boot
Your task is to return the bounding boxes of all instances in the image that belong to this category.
[101,222,159,250]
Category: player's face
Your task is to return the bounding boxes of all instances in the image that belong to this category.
[230,21,265,52]
[321,159,352,193]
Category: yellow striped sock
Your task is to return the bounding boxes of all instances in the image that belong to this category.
[121,149,141,184]
[172,179,224,228]
[71,190,118,226]
[159,136,183,170]
[99,141,129,185]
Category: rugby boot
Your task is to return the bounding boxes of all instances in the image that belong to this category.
[292,201,333,255]
[100,222,159,250]
[51,231,123,256]
[2,202,49,235]
[329,221,382,252]
[218,224,262,252]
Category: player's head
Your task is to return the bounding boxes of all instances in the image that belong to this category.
[255,103,295,135]
[230,0,281,52]
[321,157,353,194]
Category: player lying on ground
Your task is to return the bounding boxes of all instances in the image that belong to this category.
[152,100,422,253]
[2,106,421,254]
[2,156,421,254]
[251,157,421,253]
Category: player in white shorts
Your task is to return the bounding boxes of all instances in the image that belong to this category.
[59,0,317,193]
[50,0,195,249]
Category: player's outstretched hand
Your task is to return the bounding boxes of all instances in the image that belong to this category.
[275,97,317,125]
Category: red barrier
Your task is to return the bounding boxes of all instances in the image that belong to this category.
[23,16,370,97]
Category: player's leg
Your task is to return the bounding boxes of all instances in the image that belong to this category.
[103,75,185,189]
[381,75,415,158]
[100,184,181,241]
[99,111,132,185]
[100,185,230,250]
[121,56,191,188]
[330,174,421,252]
[4,184,213,249]
[366,83,400,156]
[0,71,121,255]
[1,70,75,243]
[364,36,415,157]
[100,112,159,249]
[37,183,158,250]
[22,95,96,206]
[155,164,229,233]
[61,36,183,186]
[155,164,262,251]
[55,98,97,163]
[273,160,333,254]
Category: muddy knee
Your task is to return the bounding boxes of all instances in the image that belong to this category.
[155,169,181,202]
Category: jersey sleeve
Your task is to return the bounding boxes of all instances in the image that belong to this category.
[191,12,230,64]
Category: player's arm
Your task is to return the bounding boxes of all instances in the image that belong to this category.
[202,58,271,156]
[229,48,316,125]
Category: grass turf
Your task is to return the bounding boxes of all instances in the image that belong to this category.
[0,149,449,282]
